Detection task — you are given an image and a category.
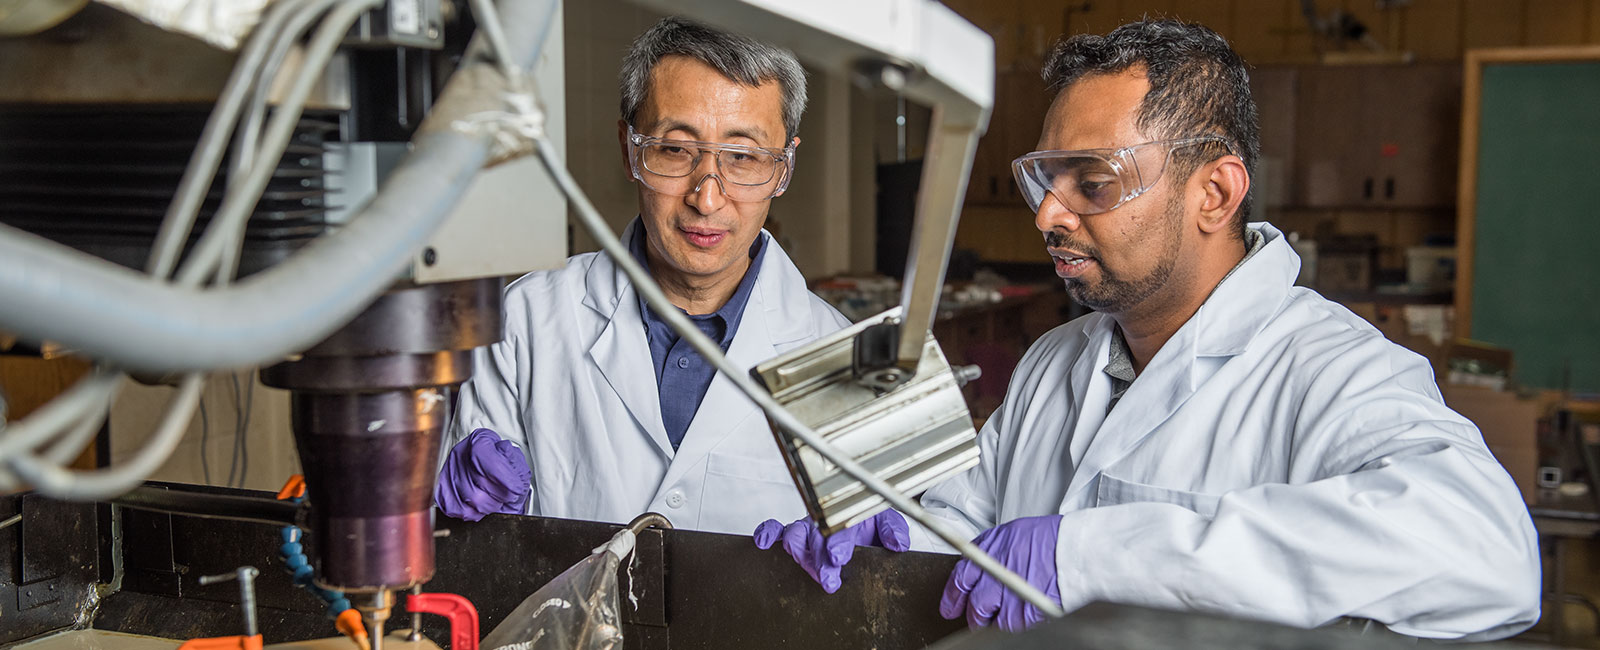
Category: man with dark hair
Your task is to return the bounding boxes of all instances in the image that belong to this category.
[429,17,858,536]
[766,19,1539,640]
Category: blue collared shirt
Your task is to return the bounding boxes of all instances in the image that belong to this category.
[630,225,768,451]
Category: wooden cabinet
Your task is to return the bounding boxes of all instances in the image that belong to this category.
[960,63,1461,212]
[1249,66,1299,210]
[966,69,1052,206]
[1291,63,1462,208]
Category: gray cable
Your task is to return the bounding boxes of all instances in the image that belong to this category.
[467,0,522,82]
[40,385,117,466]
[146,0,302,278]
[176,0,380,289]
[534,139,1066,619]
[0,0,366,498]
[200,396,212,484]
[1,1,316,481]
[220,0,345,285]
[0,371,120,458]
[0,0,556,497]
[0,0,561,373]
[227,372,243,487]
[239,376,254,488]
[7,374,205,500]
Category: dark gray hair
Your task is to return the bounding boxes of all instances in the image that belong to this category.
[620,16,807,142]
[1043,19,1260,238]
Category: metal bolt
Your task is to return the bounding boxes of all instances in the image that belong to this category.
[422,247,437,266]
[426,25,440,40]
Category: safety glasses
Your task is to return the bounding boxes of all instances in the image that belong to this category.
[1010,135,1234,215]
[626,125,797,202]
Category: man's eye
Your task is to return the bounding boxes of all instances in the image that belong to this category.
[1078,180,1112,195]
[660,145,690,156]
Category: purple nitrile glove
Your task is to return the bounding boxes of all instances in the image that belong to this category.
[433,428,532,522]
[940,514,1064,632]
[752,510,911,593]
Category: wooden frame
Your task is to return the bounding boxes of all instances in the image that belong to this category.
[1454,45,1600,339]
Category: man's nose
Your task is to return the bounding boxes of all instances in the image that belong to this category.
[1034,191,1082,234]
[687,171,727,214]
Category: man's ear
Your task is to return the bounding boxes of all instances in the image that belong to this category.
[1197,156,1249,235]
[618,119,633,181]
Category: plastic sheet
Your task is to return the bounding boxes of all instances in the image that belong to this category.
[479,530,634,650]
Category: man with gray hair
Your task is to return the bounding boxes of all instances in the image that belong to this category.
[429,17,862,536]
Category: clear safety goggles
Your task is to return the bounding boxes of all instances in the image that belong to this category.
[626,125,797,202]
[1010,135,1234,215]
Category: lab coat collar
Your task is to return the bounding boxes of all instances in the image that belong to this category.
[583,217,821,466]
[1191,222,1298,358]
[587,223,673,456]
[654,223,826,492]
[1060,224,1298,501]
[582,218,816,346]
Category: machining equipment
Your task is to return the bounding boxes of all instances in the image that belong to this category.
[0,0,1068,643]
[0,0,567,645]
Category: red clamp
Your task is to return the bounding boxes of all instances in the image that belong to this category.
[408,592,480,650]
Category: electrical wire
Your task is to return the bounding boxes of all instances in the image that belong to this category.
[0,0,313,491]
[0,0,374,501]
[534,138,1066,620]
[175,0,383,289]
[0,371,121,459]
[6,374,205,500]
[200,397,212,485]
[146,0,307,279]
[466,0,522,83]
[221,0,346,285]
[227,373,240,487]
[239,376,254,488]
[40,388,114,467]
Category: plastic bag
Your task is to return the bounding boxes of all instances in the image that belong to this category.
[479,530,635,650]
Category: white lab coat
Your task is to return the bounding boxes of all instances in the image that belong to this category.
[448,220,850,535]
[915,223,1540,640]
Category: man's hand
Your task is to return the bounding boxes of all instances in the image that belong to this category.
[940,514,1063,631]
[433,428,532,521]
[753,510,910,593]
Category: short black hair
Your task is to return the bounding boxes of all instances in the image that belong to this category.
[1042,19,1260,238]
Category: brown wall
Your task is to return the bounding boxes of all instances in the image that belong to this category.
[943,0,1600,67]
[940,1,1580,265]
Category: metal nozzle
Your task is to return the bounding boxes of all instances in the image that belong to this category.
[199,566,261,637]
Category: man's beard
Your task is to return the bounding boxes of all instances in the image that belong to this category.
[1054,196,1183,314]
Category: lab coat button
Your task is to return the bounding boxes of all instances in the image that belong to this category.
[666,490,686,508]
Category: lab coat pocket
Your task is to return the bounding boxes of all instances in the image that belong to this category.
[1095,473,1221,518]
[704,452,806,532]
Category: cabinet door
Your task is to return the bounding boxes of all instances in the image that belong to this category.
[967,69,1051,206]
[1250,66,1298,210]
[1366,63,1461,207]
[1293,63,1462,208]
[1293,65,1372,206]
[1001,68,1051,204]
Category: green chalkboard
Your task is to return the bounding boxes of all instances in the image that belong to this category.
[1470,61,1600,392]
